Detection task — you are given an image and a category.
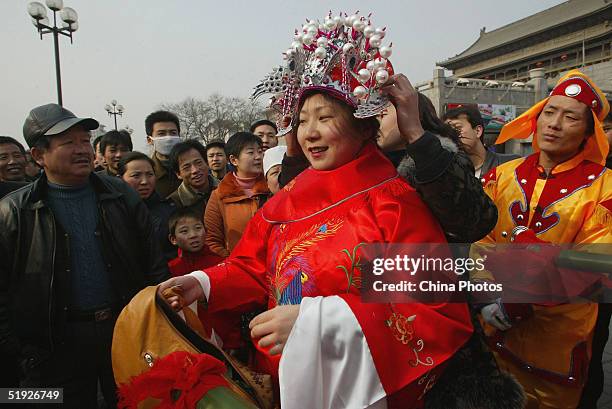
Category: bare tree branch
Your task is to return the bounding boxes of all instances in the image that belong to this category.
[160,95,266,144]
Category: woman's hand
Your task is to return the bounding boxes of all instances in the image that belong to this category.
[281,116,303,158]
[379,73,425,144]
[157,275,204,311]
[249,305,300,355]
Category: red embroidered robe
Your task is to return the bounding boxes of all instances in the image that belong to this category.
[200,144,473,408]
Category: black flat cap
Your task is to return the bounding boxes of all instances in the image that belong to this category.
[23,103,99,148]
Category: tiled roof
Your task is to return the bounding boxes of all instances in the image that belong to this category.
[439,0,610,67]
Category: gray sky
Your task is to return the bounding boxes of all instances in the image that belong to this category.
[3,0,564,152]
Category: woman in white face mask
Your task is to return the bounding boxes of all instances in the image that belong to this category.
[145,110,184,198]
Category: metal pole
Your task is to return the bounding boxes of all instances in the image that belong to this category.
[113,112,118,130]
[52,11,63,106]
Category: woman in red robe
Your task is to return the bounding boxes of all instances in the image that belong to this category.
[159,12,473,409]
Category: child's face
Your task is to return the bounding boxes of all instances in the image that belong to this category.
[170,217,205,253]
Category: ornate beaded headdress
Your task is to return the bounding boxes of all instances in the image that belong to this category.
[252,11,394,135]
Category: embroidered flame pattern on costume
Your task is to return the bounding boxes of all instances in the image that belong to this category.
[386,312,434,367]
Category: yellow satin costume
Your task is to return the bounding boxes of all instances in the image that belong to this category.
[474,70,612,409]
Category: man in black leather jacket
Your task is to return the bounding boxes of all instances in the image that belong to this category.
[0,103,169,408]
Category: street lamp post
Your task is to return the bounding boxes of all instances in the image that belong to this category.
[27,1,79,107]
[105,100,124,130]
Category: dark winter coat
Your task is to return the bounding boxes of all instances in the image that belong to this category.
[144,191,177,262]
[0,172,170,363]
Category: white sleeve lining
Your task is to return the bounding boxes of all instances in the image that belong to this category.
[279,296,387,409]
[186,270,211,301]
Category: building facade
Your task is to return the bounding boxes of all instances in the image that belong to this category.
[420,0,610,155]
[438,0,611,91]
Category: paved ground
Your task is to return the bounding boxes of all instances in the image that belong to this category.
[599,323,612,408]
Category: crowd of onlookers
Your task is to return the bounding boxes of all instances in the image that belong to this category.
[0,111,292,270]
[1,103,611,282]
[0,105,292,407]
[0,90,611,408]
[0,104,578,257]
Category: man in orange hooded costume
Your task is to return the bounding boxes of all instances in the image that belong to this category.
[473,69,611,408]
